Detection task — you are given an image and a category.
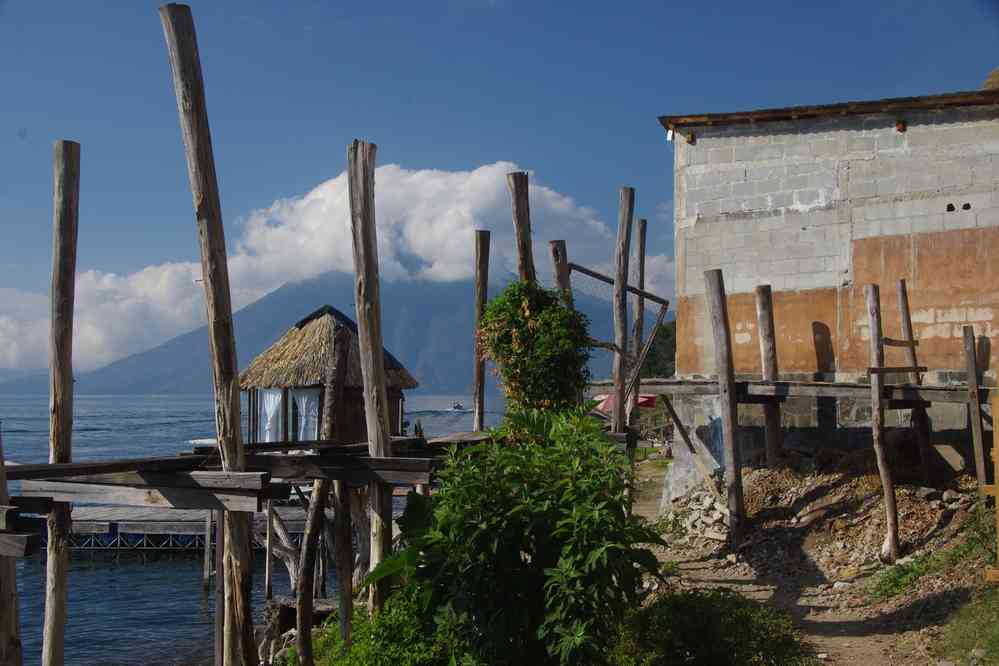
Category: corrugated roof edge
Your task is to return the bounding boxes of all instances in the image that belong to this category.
[658,89,999,132]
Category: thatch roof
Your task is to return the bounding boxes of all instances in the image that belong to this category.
[984,67,999,91]
[239,305,419,391]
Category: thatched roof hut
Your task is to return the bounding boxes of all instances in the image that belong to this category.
[240,305,418,444]
[240,305,418,391]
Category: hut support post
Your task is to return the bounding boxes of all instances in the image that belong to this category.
[612,188,635,435]
[203,510,214,590]
[214,514,224,666]
[296,479,330,666]
[626,219,647,425]
[347,139,395,614]
[754,285,783,468]
[963,325,988,491]
[704,269,745,541]
[507,172,536,283]
[896,280,931,484]
[42,139,79,666]
[865,285,899,563]
[264,503,273,600]
[549,240,573,307]
[473,230,490,432]
[0,424,23,666]
[160,6,256,663]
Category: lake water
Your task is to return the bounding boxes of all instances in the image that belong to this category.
[1,393,504,666]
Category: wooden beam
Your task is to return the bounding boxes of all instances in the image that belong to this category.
[627,218,647,426]
[549,240,573,307]
[43,138,79,666]
[754,285,783,468]
[347,139,394,614]
[0,422,23,664]
[203,511,214,591]
[507,171,536,283]
[611,188,634,433]
[624,303,670,408]
[963,325,988,491]
[19,479,278,512]
[866,284,899,563]
[897,279,931,485]
[473,230,490,432]
[567,262,669,307]
[159,6,256,663]
[883,338,918,348]
[867,366,928,375]
[704,269,744,540]
[0,534,40,559]
[6,455,208,481]
[27,470,267,490]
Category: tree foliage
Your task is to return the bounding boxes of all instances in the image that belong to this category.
[639,320,675,378]
[478,281,590,410]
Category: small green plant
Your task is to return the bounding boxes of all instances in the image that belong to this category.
[478,280,590,410]
[368,408,665,665]
[609,589,818,666]
[936,588,999,664]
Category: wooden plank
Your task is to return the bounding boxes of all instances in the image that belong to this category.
[704,269,744,539]
[867,366,928,375]
[866,284,899,563]
[0,421,23,665]
[549,240,573,307]
[347,138,394,614]
[31,470,267,490]
[897,279,931,484]
[611,187,634,434]
[203,511,213,590]
[0,534,40,559]
[883,338,918,348]
[627,218,647,425]
[43,138,80,666]
[567,262,669,306]
[7,455,208,481]
[160,6,256,662]
[19,479,267,512]
[963,325,988,491]
[755,285,782,468]
[425,431,492,446]
[473,230,490,432]
[506,171,536,282]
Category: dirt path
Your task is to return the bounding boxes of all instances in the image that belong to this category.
[632,459,971,665]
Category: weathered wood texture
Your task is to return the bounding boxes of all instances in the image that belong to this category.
[43,138,79,666]
[567,262,669,306]
[963,325,988,490]
[0,426,23,665]
[754,285,782,468]
[865,284,899,563]
[204,511,215,591]
[704,270,745,539]
[159,6,255,663]
[506,171,536,282]
[549,240,573,306]
[19,479,277,512]
[624,303,669,408]
[7,455,207,480]
[896,280,931,483]
[627,219,647,425]
[473,230,490,432]
[611,188,634,433]
[347,139,393,613]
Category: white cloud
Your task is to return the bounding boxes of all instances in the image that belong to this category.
[0,161,675,371]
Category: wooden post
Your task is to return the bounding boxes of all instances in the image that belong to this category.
[612,188,635,434]
[214,513,224,666]
[627,219,647,425]
[963,325,988,490]
[42,139,79,666]
[159,6,256,664]
[296,479,329,666]
[549,240,573,307]
[896,280,931,484]
[865,284,899,563]
[330,328,353,644]
[347,139,394,614]
[0,423,23,666]
[704,269,745,540]
[203,510,214,590]
[507,171,536,283]
[472,230,490,432]
[754,285,783,468]
[263,503,273,599]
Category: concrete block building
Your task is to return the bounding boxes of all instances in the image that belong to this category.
[657,75,999,500]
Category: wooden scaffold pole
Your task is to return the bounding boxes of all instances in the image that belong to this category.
[42,139,80,666]
[626,218,647,425]
[549,240,573,307]
[611,188,635,434]
[159,5,257,663]
[507,171,536,283]
[347,139,395,614]
[0,421,23,665]
[472,230,490,432]
[754,285,783,468]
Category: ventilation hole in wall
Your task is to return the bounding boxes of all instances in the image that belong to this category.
[963,203,972,210]
[947,203,956,212]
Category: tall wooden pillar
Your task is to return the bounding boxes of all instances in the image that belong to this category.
[611,188,635,434]
[472,230,490,432]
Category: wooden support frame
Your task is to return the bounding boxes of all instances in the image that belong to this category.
[896,279,932,484]
[19,479,284,512]
[704,269,745,540]
[507,171,536,283]
[627,219,647,425]
[549,240,573,307]
[567,262,669,307]
[963,325,988,490]
[472,230,490,432]
[611,187,634,434]
[754,285,783,468]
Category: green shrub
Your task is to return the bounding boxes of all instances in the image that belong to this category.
[610,589,817,666]
[370,408,665,665]
[478,280,590,410]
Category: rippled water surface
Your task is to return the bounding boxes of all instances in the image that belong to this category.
[2,393,502,666]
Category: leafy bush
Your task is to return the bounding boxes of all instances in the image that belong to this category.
[478,280,590,410]
[610,590,817,666]
[370,408,665,665]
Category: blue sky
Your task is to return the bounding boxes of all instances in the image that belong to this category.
[1,0,998,369]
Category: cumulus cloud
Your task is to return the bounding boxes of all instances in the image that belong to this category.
[0,161,675,371]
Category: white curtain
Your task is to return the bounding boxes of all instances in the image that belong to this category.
[292,388,321,441]
[258,389,284,443]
